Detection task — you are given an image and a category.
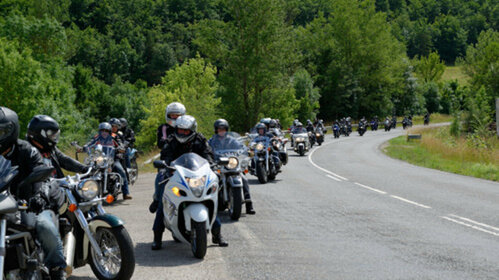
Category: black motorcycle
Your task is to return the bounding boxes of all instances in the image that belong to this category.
[384,119,392,131]
[315,127,325,145]
[424,115,430,125]
[358,121,367,136]
[391,117,397,129]
[250,137,280,183]
[370,120,378,131]
[1,158,55,279]
[332,124,340,138]
[402,117,412,130]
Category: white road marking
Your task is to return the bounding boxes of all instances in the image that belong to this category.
[448,214,499,232]
[354,182,387,194]
[144,153,160,164]
[442,216,499,237]
[308,145,348,181]
[390,195,432,209]
[326,174,342,182]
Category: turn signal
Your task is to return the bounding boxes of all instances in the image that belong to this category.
[68,204,77,212]
[244,169,249,174]
[106,195,114,204]
[268,147,271,151]
[172,187,181,197]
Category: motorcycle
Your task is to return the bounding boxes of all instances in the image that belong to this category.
[358,121,367,136]
[153,153,228,258]
[249,136,280,183]
[391,117,397,129]
[212,133,250,221]
[315,127,325,145]
[384,119,392,132]
[2,160,56,280]
[332,124,340,138]
[125,144,139,186]
[73,142,123,201]
[340,123,350,137]
[370,120,378,131]
[308,131,316,147]
[49,168,135,279]
[291,128,310,156]
[424,115,430,125]
[402,117,412,130]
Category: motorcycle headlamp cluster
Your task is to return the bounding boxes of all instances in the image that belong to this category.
[95,156,106,166]
[255,143,264,151]
[227,157,239,169]
[185,176,206,197]
[316,133,321,137]
[296,137,305,142]
[77,179,99,200]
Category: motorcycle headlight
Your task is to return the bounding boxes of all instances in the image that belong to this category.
[316,133,321,137]
[227,157,239,169]
[185,176,206,197]
[256,143,264,151]
[296,137,304,142]
[77,180,99,201]
[95,156,105,166]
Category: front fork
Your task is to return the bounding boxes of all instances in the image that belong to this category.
[0,218,6,280]
[65,190,104,258]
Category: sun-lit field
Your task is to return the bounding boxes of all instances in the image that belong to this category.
[385,126,499,181]
[441,65,470,84]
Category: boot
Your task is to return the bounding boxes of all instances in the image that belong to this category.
[151,231,163,250]
[149,199,159,213]
[211,227,228,247]
[246,201,256,215]
[49,267,66,280]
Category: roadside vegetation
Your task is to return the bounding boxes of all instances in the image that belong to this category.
[385,127,498,181]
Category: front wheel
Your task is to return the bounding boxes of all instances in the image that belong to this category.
[229,187,242,221]
[129,160,138,185]
[89,226,135,280]
[256,162,268,184]
[191,221,207,259]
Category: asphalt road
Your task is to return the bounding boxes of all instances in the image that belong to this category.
[71,125,499,280]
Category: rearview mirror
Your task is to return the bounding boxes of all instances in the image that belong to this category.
[153,160,167,169]
[218,157,229,166]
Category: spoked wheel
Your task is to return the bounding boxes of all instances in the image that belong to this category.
[190,221,207,259]
[129,160,139,185]
[89,226,135,280]
[228,187,242,221]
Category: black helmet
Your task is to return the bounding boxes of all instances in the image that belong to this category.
[255,123,267,134]
[269,119,277,128]
[0,107,19,154]
[175,115,197,143]
[119,118,128,129]
[98,122,112,132]
[27,115,60,151]
[214,119,229,133]
[109,118,121,128]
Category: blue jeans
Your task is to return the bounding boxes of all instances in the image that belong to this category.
[125,148,131,168]
[36,210,66,269]
[114,161,129,195]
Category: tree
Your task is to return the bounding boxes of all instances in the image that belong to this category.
[136,56,220,148]
[293,69,320,121]
[194,0,298,131]
[433,15,467,64]
[414,52,445,83]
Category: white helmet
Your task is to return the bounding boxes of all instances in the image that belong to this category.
[165,102,186,127]
[174,115,197,143]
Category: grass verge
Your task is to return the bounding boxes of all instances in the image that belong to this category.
[383,126,498,181]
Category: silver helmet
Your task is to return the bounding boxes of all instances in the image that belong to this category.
[174,115,197,143]
[165,102,186,127]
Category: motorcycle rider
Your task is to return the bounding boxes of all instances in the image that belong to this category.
[119,117,136,168]
[80,122,132,199]
[0,107,67,279]
[149,102,186,214]
[209,119,255,215]
[306,120,314,132]
[152,115,228,250]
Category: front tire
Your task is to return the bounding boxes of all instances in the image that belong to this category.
[191,221,207,259]
[89,226,135,280]
[229,187,242,221]
[256,162,268,184]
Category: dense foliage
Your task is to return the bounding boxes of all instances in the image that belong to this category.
[0,0,497,149]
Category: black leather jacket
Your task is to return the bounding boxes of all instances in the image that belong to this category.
[160,133,214,166]
[4,140,45,200]
[39,147,88,179]
[157,124,175,150]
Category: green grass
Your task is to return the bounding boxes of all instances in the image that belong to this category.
[441,65,469,85]
[384,127,498,181]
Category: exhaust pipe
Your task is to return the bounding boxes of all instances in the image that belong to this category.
[63,232,76,276]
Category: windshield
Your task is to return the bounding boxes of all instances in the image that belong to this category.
[88,145,116,158]
[292,127,307,134]
[210,133,247,156]
[0,155,17,191]
[172,153,209,172]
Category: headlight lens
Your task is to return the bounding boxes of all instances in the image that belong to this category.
[77,180,99,200]
[227,157,239,169]
[316,133,321,137]
[95,156,105,165]
[296,137,304,142]
[185,176,206,197]
[256,143,264,151]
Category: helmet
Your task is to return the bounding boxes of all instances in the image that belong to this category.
[109,118,121,128]
[119,118,128,129]
[260,118,271,128]
[319,119,323,124]
[98,122,112,132]
[296,122,303,127]
[293,119,299,126]
[255,123,267,134]
[175,115,197,143]
[165,102,186,127]
[27,115,60,151]
[214,119,229,133]
[0,107,19,154]
[269,119,277,128]
[307,120,312,125]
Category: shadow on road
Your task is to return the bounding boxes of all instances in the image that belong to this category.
[134,241,205,267]
[69,276,94,280]
[247,178,283,185]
